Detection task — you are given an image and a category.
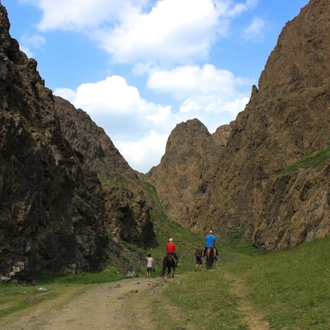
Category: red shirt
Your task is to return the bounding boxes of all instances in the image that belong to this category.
[166,242,176,253]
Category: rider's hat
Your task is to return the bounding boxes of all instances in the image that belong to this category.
[169,238,173,242]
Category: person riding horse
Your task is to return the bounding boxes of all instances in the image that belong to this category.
[205,230,217,261]
[166,238,178,265]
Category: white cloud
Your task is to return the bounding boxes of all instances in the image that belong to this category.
[115,130,168,173]
[94,0,221,64]
[30,0,259,172]
[19,34,45,58]
[23,0,147,31]
[54,76,172,129]
[147,64,250,99]
[54,76,175,173]
[21,34,45,48]
[146,64,253,116]
[226,0,258,17]
[243,16,266,41]
[54,66,252,172]
[28,0,259,64]
[19,45,33,58]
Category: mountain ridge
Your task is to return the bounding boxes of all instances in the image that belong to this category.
[146,0,330,251]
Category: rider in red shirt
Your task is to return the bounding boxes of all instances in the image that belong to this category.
[166,238,178,264]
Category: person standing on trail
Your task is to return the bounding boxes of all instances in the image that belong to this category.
[195,244,204,271]
[166,238,178,264]
[146,253,154,278]
[205,230,217,259]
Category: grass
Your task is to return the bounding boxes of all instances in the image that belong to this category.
[151,269,249,330]
[279,147,330,175]
[2,177,330,328]
[2,230,330,329]
[226,237,330,329]
[150,235,330,329]
[0,268,127,320]
[98,174,130,188]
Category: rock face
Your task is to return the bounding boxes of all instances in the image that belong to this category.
[147,119,222,229]
[55,96,138,181]
[55,96,154,246]
[0,5,108,281]
[147,0,330,251]
[0,5,153,282]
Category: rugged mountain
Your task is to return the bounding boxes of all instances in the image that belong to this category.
[0,4,153,282]
[0,5,109,282]
[147,0,330,251]
[55,96,138,181]
[55,96,154,245]
[147,119,222,228]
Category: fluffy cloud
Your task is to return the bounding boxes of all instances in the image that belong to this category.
[147,64,252,98]
[243,17,266,41]
[54,76,173,134]
[19,34,45,58]
[146,64,253,119]
[115,130,168,172]
[95,0,221,63]
[27,0,258,64]
[24,0,147,31]
[24,0,260,172]
[54,65,252,172]
[54,76,175,172]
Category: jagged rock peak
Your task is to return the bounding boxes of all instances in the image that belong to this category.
[147,118,221,230]
[55,96,138,181]
[147,0,330,252]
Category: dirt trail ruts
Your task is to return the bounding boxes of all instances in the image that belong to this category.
[1,277,166,330]
[1,273,268,330]
[225,274,270,330]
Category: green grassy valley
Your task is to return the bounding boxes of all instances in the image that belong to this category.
[1,182,329,329]
[2,221,330,329]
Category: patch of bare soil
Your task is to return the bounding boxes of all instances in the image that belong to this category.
[1,272,268,330]
[225,274,270,330]
[1,276,166,330]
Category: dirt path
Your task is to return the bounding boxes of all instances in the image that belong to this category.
[1,276,166,330]
[225,274,270,330]
[1,272,269,330]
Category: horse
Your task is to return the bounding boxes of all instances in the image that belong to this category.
[160,254,176,278]
[205,247,217,269]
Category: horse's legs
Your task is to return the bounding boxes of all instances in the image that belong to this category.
[161,257,168,278]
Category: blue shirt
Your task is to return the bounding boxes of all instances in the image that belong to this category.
[205,234,216,248]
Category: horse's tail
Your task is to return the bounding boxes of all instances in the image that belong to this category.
[160,256,167,277]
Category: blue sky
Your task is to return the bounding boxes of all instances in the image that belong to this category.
[3,0,309,173]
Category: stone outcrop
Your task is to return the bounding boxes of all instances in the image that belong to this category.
[212,124,232,148]
[55,96,138,181]
[147,119,222,229]
[0,5,108,281]
[147,0,330,251]
[0,4,153,282]
[55,96,154,246]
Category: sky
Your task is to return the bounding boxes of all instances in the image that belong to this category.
[3,0,309,173]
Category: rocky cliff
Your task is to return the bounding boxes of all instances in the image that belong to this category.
[55,96,154,246]
[0,5,153,282]
[0,5,109,281]
[147,0,330,251]
[147,119,222,229]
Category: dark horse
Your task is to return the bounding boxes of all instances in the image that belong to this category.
[161,254,176,278]
[205,247,217,269]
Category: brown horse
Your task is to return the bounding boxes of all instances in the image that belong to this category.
[160,254,176,278]
[205,247,217,269]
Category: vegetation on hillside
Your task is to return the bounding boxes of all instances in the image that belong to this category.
[279,146,330,175]
[1,179,329,328]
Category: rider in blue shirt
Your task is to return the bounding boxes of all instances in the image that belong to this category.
[205,230,217,259]
[205,230,216,248]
